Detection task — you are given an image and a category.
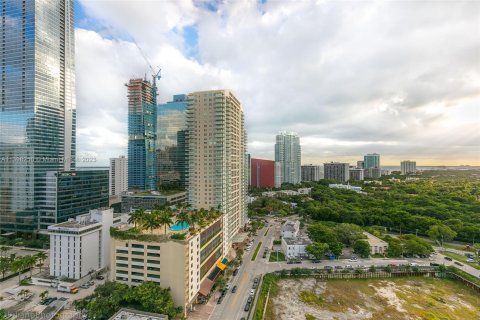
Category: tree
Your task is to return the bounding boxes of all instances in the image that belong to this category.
[305,242,329,260]
[307,224,337,243]
[40,290,49,300]
[0,309,7,320]
[0,246,9,258]
[176,212,191,230]
[11,258,25,284]
[126,282,181,318]
[142,211,162,234]
[128,209,145,229]
[36,252,47,273]
[333,223,365,247]
[74,281,129,319]
[328,241,343,257]
[0,257,10,279]
[368,265,376,272]
[189,212,200,231]
[427,224,457,247]
[384,237,403,257]
[18,289,30,300]
[353,240,370,258]
[159,211,174,236]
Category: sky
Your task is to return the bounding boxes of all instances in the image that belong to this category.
[74,0,480,167]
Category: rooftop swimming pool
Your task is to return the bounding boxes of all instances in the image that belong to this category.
[169,221,190,231]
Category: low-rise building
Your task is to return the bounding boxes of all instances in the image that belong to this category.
[281,220,300,238]
[121,191,187,212]
[109,308,168,320]
[110,215,224,315]
[48,208,118,280]
[329,184,363,193]
[324,162,349,182]
[281,237,311,258]
[363,232,388,255]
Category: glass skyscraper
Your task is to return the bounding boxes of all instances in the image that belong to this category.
[364,153,381,169]
[0,0,76,233]
[127,78,157,191]
[156,94,188,190]
[275,131,301,184]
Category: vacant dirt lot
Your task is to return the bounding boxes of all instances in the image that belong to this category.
[267,277,479,320]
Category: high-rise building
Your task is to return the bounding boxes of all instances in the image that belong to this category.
[127,78,157,191]
[301,164,321,182]
[0,0,76,233]
[110,156,128,196]
[349,168,364,181]
[324,162,349,182]
[364,153,380,169]
[400,160,417,175]
[186,90,247,250]
[364,167,382,179]
[251,158,275,188]
[357,161,364,169]
[275,132,301,185]
[39,170,109,229]
[274,162,282,188]
[156,94,188,190]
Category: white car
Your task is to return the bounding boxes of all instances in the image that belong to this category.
[249,289,255,296]
[349,258,358,262]
[466,259,475,263]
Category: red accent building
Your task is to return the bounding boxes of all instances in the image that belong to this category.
[251,158,275,188]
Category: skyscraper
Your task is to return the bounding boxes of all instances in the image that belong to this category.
[275,132,301,185]
[127,78,157,191]
[364,153,380,169]
[156,94,188,190]
[400,160,417,175]
[324,162,350,182]
[110,156,128,196]
[0,0,76,233]
[186,90,247,249]
[251,158,275,188]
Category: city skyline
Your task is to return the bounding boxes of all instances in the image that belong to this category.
[72,1,479,166]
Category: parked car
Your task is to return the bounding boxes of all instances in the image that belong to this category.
[312,260,321,263]
[233,268,239,276]
[217,297,223,304]
[466,259,475,263]
[324,266,333,270]
[349,258,358,262]
[231,286,237,293]
[334,266,343,270]
[430,262,440,266]
[244,302,251,312]
[252,283,258,289]
[444,257,453,261]
[247,296,253,303]
[254,277,259,283]
[454,261,464,266]
[249,289,255,296]
[345,265,353,269]
[96,275,104,280]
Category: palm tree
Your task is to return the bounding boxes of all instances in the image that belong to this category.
[159,211,174,236]
[35,252,47,273]
[39,290,49,301]
[177,212,191,230]
[11,258,24,284]
[142,211,162,234]
[128,208,145,229]
[190,213,200,232]
[25,255,37,277]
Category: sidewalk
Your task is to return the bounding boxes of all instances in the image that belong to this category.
[188,295,216,320]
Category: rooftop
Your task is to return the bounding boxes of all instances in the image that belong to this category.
[283,237,311,246]
[109,308,168,320]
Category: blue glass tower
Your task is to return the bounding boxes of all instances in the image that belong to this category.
[156,94,188,190]
[127,78,157,191]
[0,0,76,233]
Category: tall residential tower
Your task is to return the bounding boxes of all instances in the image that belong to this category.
[186,90,247,249]
[127,78,157,191]
[275,132,301,185]
[0,0,76,232]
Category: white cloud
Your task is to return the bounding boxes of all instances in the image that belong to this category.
[75,0,480,166]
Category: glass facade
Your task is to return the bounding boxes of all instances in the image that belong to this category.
[0,0,76,233]
[39,170,108,229]
[127,78,157,191]
[156,94,187,190]
[364,153,381,169]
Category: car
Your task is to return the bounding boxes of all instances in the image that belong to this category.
[409,263,418,266]
[247,296,253,303]
[295,260,302,264]
[226,283,230,289]
[231,286,237,293]
[254,277,259,283]
[467,259,475,263]
[233,268,239,276]
[311,260,321,263]
[80,284,89,289]
[334,266,343,270]
[345,265,353,269]
[287,261,294,264]
[249,289,255,296]
[244,302,251,312]
[324,266,333,270]
[241,318,246,320]
[430,262,440,266]
[454,261,464,266]
[217,297,223,304]
[349,258,358,262]
[252,283,258,289]
[444,257,453,261]
[388,264,398,267]
[96,275,104,280]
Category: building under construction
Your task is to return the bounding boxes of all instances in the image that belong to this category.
[127,78,157,191]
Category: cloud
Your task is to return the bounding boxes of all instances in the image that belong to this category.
[75,0,480,166]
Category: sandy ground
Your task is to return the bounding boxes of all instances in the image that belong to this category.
[268,277,480,320]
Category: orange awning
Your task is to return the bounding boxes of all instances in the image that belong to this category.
[217,262,226,270]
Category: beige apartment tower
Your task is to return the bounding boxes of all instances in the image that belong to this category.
[186,90,247,250]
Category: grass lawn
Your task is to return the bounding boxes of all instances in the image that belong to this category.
[269,251,286,262]
[252,242,262,261]
[441,251,480,270]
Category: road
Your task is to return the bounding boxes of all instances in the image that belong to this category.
[209,219,480,320]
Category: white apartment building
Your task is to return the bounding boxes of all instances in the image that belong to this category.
[281,237,311,258]
[301,164,321,181]
[349,168,364,181]
[48,208,117,280]
[401,160,417,175]
[186,90,247,250]
[281,220,300,238]
[110,156,128,196]
[275,132,301,184]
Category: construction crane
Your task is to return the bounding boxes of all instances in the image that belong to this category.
[134,41,161,105]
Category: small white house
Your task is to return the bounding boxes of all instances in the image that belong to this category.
[281,220,300,238]
[363,232,389,255]
[281,237,311,258]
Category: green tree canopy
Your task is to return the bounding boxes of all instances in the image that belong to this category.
[305,242,329,260]
[427,224,457,247]
[353,240,370,258]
